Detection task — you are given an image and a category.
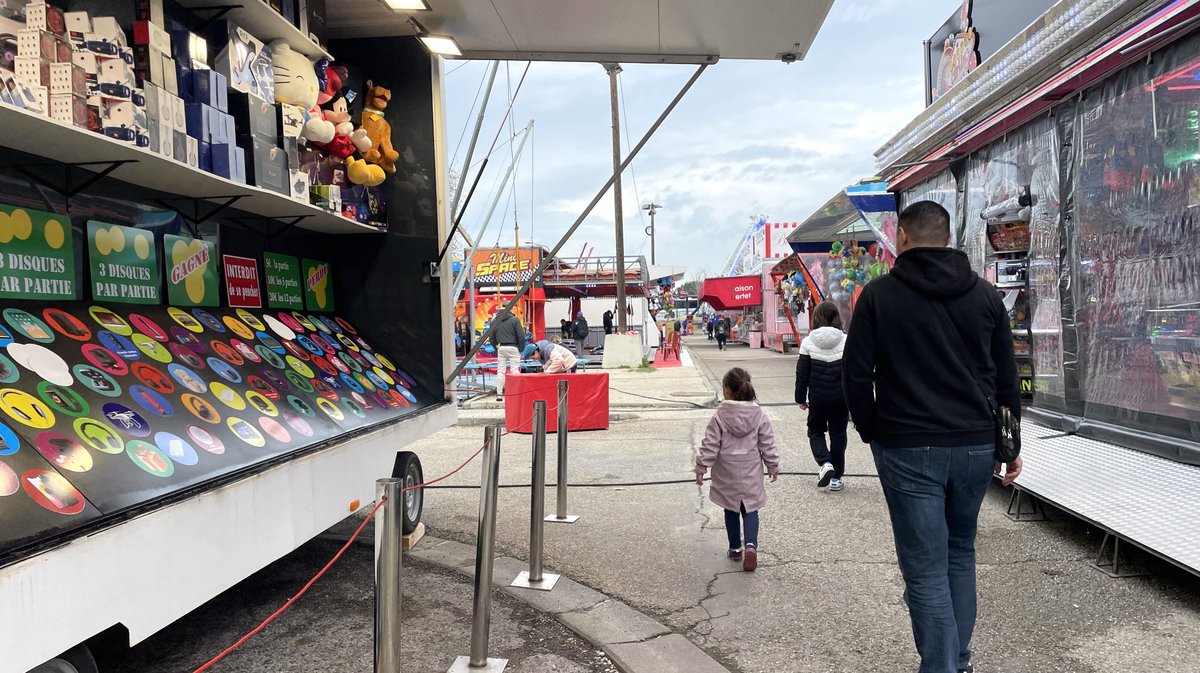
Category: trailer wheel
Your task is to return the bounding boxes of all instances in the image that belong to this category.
[393,451,423,535]
[28,645,98,673]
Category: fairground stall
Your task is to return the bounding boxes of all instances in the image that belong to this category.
[455,246,547,353]
[875,0,1200,575]
[698,274,762,345]
[774,191,880,339]
[0,1,840,670]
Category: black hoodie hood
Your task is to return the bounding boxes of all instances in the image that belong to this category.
[890,247,978,300]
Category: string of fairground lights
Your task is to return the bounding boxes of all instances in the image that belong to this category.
[189,401,558,673]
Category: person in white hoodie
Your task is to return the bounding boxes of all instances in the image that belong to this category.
[795,302,849,491]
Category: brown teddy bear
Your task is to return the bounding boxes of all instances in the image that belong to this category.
[358,80,399,174]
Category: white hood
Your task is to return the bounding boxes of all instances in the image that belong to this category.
[801,326,845,362]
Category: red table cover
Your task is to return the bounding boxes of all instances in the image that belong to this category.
[503,372,609,433]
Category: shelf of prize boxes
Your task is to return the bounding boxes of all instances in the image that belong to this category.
[175,0,332,60]
[0,101,383,235]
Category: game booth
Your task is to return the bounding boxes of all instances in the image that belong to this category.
[773,190,882,341]
[698,274,762,346]
[0,4,458,670]
[456,246,548,353]
[875,0,1200,575]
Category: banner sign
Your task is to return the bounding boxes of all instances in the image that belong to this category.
[264,252,303,310]
[223,255,262,308]
[302,258,334,312]
[165,235,219,307]
[699,275,762,311]
[0,204,75,300]
[87,221,159,304]
[470,248,541,290]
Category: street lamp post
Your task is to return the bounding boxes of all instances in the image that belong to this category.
[643,202,661,266]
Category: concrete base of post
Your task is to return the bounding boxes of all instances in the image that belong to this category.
[544,514,580,524]
[601,334,643,368]
[510,570,560,591]
[448,657,508,673]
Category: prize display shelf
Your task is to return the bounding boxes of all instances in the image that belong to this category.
[0,104,381,235]
[175,0,332,60]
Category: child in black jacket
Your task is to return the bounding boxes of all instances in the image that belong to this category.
[795,302,849,491]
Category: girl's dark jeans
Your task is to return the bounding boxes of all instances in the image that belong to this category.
[724,503,759,549]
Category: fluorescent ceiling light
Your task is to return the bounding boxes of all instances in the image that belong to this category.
[419,35,462,56]
[381,0,430,10]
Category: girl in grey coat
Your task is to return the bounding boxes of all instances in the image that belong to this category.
[695,368,781,572]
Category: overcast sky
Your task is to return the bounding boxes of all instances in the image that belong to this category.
[443,0,961,279]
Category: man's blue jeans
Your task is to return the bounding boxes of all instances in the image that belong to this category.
[871,442,994,673]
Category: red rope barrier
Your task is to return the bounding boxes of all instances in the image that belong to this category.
[191,497,387,673]
[190,436,498,672]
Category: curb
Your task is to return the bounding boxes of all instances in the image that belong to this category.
[407,535,732,673]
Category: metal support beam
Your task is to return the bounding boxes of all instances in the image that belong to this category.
[604,62,628,332]
[449,122,534,303]
[154,195,247,237]
[448,63,709,383]
[18,159,138,199]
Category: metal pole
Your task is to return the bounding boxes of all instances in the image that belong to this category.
[548,380,579,523]
[451,427,507,673]
[451,62,500,222]
[922,39,933,107]
[375,478,403,673]
[451,121,535,303]
[512,401,559,590]
[643,202,660,266]
[447,63,709,383]
[604,62,628,332]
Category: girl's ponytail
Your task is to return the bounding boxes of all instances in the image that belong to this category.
[722,367,757,402]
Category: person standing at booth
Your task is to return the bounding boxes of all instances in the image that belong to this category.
[489,308,526,402]
[572,312,590,356]
[603,309,615,335]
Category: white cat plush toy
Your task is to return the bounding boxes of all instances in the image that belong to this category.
[270,41,334,143]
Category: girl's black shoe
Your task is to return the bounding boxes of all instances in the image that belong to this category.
[728,548,742,561]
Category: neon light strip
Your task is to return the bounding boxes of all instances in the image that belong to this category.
[891,0,1197,188]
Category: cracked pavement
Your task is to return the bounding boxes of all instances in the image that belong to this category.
[410,336,1200,672]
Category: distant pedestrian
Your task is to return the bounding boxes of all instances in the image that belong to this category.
[715,315,729,350]
[560,318,571,341]
[694,368,779,572]
[488,308,526,402]
[795,302,848,491]
[572,312,589,357]
[706,317,714,341]
[603,309,614,335]
[844,200,1022,673]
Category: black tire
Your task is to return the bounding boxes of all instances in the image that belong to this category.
[392,451,423,534]
[28,645,98,673]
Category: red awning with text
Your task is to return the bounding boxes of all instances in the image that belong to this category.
[699,275,762,311]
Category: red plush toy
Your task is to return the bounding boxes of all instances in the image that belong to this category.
[313,63,370,160]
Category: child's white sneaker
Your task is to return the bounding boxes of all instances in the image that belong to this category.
[817,463,835,487]
[829,478,844,492]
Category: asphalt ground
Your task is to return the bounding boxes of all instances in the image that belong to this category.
[106,537,618,673]
[409,335,1200,673]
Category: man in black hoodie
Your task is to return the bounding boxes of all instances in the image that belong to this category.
[843,201,1021,673]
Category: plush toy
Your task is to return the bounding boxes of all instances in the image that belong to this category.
[315,70,372,160]
[357,80,400,174]
[271,41,334,143]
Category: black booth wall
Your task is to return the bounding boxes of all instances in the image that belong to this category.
[220,37,446,400]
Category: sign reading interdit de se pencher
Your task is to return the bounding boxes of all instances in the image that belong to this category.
[223,255,261,308]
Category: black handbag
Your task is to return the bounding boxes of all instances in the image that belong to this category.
[930,300,1021,463]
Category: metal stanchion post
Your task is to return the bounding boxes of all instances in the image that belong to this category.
[449,426,507,673]
[512,401,559,591]
[375,478,403,673]
[547,380,580,523]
